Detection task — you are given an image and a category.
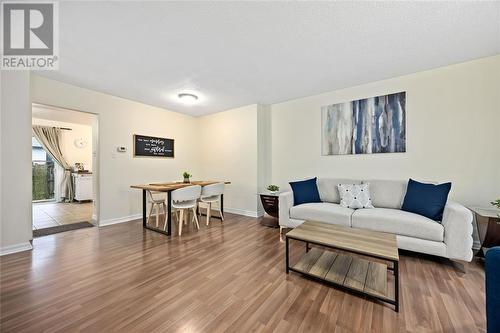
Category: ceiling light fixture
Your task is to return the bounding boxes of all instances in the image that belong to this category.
[178,93,198,104]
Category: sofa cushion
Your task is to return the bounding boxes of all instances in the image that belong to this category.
[402,179,451,221]
[317,178,361,204]
[290,202,354,227]
[289,177,321,206]
[362,180,407,209]
[352,208,444,242]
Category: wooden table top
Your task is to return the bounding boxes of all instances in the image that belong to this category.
[286,220,399,261]
[468,206,500,219]
[130,180,230,192]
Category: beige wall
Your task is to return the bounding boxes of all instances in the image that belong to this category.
[197,104,261,216]
[1,71,33,254]
[30,77,266,224]
[271,55,500,206]
[3,56,499,254]
[31,75,200,224]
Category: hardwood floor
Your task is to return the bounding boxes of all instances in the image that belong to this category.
[1,214,485,332]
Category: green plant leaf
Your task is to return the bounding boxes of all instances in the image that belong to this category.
[267,184,279,191]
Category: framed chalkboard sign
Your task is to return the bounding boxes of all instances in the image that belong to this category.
[133,134,174,158]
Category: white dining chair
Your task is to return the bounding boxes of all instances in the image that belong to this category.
[198,183,225,225]
[169,185,201,235]
[147,190,167,228]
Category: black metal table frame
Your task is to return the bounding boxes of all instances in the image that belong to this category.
[142,189,224,236]
[285,235,400,312]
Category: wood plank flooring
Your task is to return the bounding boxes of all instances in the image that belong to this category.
[0,214,486,332]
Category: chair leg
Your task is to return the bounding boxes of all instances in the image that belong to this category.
[184,209,189,225]
[155,203,160,228]
[192,207,200,229]
[206,203,211,226]
[146,203,154,225]
[178,209,184,236]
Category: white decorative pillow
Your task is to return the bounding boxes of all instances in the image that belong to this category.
[337,183,374,209]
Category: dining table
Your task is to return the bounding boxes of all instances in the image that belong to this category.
[130,180,230,236]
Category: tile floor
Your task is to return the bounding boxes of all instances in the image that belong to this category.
[32,202,93,230]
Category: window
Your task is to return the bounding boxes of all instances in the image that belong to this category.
[32,136,55,201]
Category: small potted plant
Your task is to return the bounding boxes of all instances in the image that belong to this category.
[183,172,192,183]
[492,199,500,217]
[267,184,280,194]
[491,199,500,209]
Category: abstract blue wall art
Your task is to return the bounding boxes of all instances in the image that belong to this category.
[321,92,406,155]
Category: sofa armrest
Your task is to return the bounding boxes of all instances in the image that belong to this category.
[279,191,294,227]
[442,201,474,262]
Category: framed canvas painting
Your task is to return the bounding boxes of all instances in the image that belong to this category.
[321,92,406,155]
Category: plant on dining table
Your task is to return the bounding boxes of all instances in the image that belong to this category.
[183,171,192,183]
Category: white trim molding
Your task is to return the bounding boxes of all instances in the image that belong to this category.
[1,242,33,256]
[99,208,263,227]
[99,213,142,227]
[224,207,263,218]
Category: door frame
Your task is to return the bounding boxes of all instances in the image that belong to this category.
[31,103,101,228]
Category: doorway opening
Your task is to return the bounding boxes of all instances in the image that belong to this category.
[31,103,98,236]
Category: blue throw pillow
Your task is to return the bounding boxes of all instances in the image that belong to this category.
[486,247,500,333]
[289,177,321,206]
[401,179,451,221]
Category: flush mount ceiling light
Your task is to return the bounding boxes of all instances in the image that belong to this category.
[178,93,198,104]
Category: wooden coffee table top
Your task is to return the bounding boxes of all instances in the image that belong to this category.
[286,220,399,261]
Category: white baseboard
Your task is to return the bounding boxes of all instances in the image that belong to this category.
[224,207,263,218]
[0,242,33,256]
[99,213,142,227]
[99,208,262,227]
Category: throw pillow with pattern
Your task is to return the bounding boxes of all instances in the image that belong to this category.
[337,183,374,209]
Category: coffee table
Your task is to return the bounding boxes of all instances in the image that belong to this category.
[285,220,400,312]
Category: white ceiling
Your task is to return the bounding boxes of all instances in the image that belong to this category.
[37,1,500,116]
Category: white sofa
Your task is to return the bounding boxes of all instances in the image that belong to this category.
[279,178,474,262]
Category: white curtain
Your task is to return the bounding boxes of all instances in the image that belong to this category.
[54,163,64,202]
[32,126,74,202]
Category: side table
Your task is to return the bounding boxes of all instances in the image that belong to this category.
[259,192,279,228]
[469,206,500,257]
